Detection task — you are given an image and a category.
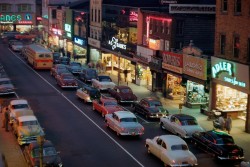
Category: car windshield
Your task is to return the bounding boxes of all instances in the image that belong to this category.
[12,104,29,109]
[171,144,188,151]
[63,75,74,80]
[87,70,96,76]
[99,77,111,82]
[120,88,131,93]
[216,136,235,145]
[149,101,162,107]
[0,80,11,85]
[33,147,57,157]
[120,117,137,122]
[53,53,61,57]
[104,101,117,106]
[181,119,198,126]
[20,120,38,126]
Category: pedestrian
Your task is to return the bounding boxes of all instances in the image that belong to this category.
[124,69,128,82]
[2,107,10,131]
[225,115,232,134]
[218,115,225,130]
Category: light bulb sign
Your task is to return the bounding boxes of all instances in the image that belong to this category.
[108,37,126,50]
[211,56,249,90]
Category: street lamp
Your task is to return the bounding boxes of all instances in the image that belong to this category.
[118,51,121,86]
[37,135,45,167]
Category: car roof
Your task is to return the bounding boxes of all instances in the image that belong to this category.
[207,130,232,139]
[82,85,99,91]
[115,111,136,118]
[173,114,196,121]
[98,75,111,78]
[17,115,37,122]
[10,99,28,105]
[160,135,186,145]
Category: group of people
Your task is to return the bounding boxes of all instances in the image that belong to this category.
[218,115,232,134]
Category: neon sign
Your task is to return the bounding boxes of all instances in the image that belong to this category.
[64,24,72,38]
[212,61,246,88]
[74,37,86,46]
[129,11,138,22]
[108,37,126,50]
[0,15,21,22]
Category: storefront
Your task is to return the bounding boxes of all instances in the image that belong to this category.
[73,36,87,64]
[48,28,63,52]
[162,51,185,100]
[211,56,250,123]
[88,38,101,64]
[149,56,162,92]
[183,54,209,108]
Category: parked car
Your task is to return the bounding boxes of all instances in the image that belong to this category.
[1,31,20,39]
[92,75,116,90]
[133,97,168,119]
[0,77,15,95]
[145,135,198,167]
[79,68,98,82]
[58,56,70,65]
[9,109,34,125]
[23,140,63,167]
[108,85,137,103]
[76,85,101,103]
[67,62,82,74]
[50,64,68,77]
[192,130,244,160]
[20,46,28,58]
[12,115,45,145]
[8,39,19,47]
[160,114,204,138]
[10,41,24,51]
[53,52,61,64]
[92,97,124,117]
[55,72,78,88]
[105,111,144,136]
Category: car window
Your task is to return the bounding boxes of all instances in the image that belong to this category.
[120,88,131,93]
[63,75,74,80]
[181,119,198,126]
[20,120,38,126]
[12,104,29,109]
[99,77,111,82]
[175,118,182,126]
[216,136,235,145]
[171,144,188,151]
[33,147,57,157]
[120,117,137,122]
[156,138,162,145]
[38,54,44,58]
[0,80,11,85]
[170,116,175,122]
[204,133,214,143]
[162,141,167,149]
[104,101,117,106]
[45,54,51,58]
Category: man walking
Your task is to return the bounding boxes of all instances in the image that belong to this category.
[225,115,232,134]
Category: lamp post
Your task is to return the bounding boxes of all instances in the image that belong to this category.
[37,135,45,167]
[118,51,121,86]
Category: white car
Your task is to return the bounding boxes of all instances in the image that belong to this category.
[9,99,31,121]
[160,114,204,138]
[92,75,116,90]
[145,135,198,167]
[11,41,24,51]
[76,86,101,103]
[0,78,15,95]
[105,111,144,136]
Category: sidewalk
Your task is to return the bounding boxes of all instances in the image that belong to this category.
[106,72,250,161]
[0,112,28,167]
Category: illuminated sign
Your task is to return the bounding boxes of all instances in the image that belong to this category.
[0,15,21,22]
[51,28,62,35]
[18,21,33,24]
[74,37,86,46]
[149,38,160,50]
[162,51,183,74]
[129,11,138,22]
[37,17,43,21]
[169,4,216,14]
[108,37,126,50]
[212,61,246,88]
[64,24,72,38]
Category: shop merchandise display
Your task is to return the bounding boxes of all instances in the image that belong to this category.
[186,81,208,104]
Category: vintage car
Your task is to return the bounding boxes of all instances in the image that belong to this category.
[53,52,61,64]
[92,75,116,90]
[0,78,15,95]
[10,41,24,51]
[108,86,137,103]
[12,115,45,145]
[133,97,168,119]
[92,97,124,117]
[50,64,68,77]
[105,111,144,136]
[9,109,34,125]
[58,56,70,65]
[23,140,63,167]
[192,130,244,160]
[55,72,78,88]
[145,135,198,167]
[76,85,101,103]
[79,68,98,82]
[67,62,82,74]
[160,114,204,138]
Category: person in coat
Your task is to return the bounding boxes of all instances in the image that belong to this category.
[225,115,232,134]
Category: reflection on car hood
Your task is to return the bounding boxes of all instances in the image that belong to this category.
[120,122,143,128]
[18,125,43,136]
[148,106,167,113]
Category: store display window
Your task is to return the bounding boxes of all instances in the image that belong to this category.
[166,74,185,99]
[186,81,208,104]
[216,84,247,112]
[136,65,152,86]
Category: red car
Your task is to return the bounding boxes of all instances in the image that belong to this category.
[56,72,78,88]
[108,86,138,103]
[50,64,68,77]
[92,96,124,117]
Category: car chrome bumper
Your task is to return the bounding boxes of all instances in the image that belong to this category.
[0,91,15,95]
[218,156,244,160]
[18,136,38,145]
[120,132,144,136]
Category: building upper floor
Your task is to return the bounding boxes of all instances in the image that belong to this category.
[0,0,36,13]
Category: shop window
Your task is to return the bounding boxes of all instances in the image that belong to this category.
[0,4,11,12]
[17,4,31,12]
[166,74,185,100]
[220,34,226,55]
[234,0,241,14]
[221,0,228,12]
[233,36,240,58]
[186,81,208,105]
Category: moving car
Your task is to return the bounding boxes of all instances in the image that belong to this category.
[0,77,15,95]
[10,41,24,51]
[79,68,98,82]
[160,114,204,138]
[23,140,63,167]
[67,62,82,74]
[192,130,244,160]
[56,72,78,88]
[105,111,144,136]
[58,56,70,65]
[108,85,137,103]
[76,85,101,103]
[12,115,45,145]
[133,97,168,119]
[145,135,198,167]
[92,97,124,117]
[50,64,68,77]
[92,75,116,90]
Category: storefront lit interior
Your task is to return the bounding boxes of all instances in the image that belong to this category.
[73,45,87,64]
[136,64,152,89]
[215,84,247,120]
[165,74,185,100]
[0,24,32,33]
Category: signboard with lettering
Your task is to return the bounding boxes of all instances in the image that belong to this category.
[74,37,86,46]
[183,54,207,80]
[162,52,183,74]
[108,37,127,50]
[64,23,72,38]
[0,13,35,24]
[211,56,249,91]
[169,4,216,14]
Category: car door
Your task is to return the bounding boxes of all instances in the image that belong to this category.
[95,100,103,113]
[108,113,118,131]
[171,117,183,135]
[151,137,163,158]
[167,116,178,134]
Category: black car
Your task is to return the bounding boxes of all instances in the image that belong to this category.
[79,68,97,82]
[132,97,168,119]
[58,56,70,65]
[192,130,244,160]
[53,52,61,64]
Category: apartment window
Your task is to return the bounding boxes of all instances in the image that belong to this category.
[17,4,31,12]
[176,20,184,36]
[235,0,241,13]
[221,0,227,12]
[95,9,97,22]
[165,22,169,35]
[52,9,56,19]
[98,10,100,23]
[91,9,94,22]
[0,4,11,12]
[233,36,240,58]
[247,38,250,62]
[220,34,226,55]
